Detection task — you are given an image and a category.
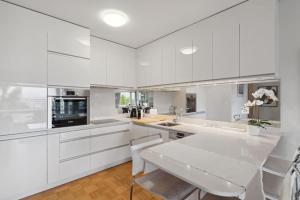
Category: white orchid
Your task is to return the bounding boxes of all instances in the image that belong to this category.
[242,88,279,129]
[252,88,279,101]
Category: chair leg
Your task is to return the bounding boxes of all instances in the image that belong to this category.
[130,183,134,200]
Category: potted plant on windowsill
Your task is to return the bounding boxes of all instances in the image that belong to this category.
[241,88,279,135]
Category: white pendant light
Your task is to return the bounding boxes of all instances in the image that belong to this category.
[101,9,129,27]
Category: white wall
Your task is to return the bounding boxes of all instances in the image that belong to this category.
[274,0,300,160]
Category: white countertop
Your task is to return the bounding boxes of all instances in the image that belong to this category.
[140,121,281,198]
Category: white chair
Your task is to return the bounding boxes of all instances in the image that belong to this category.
[130,134,199,200]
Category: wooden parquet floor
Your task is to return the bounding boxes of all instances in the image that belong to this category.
[25,162,234,200]
[25,162,160,200]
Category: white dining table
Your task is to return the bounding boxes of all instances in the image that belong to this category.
[140,126,281,200]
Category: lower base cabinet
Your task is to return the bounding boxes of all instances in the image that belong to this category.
[130,124,170,144]
[91,145,130,170]
[0,134,48,200]
[48,125,131,186]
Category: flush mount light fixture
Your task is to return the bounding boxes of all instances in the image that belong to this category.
[180,46,198,55]
[100,9,129,27]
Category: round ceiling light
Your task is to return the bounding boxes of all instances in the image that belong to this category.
[101,9,129,27]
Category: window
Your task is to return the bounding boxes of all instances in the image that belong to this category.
[115,92,136,108]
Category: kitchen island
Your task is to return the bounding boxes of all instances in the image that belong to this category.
[134,117,281,200]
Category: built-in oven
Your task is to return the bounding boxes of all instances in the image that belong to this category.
[48,88,90,128]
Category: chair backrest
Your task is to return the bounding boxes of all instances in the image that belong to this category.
[130,138,163,176]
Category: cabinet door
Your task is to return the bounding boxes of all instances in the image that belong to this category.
[48,53,90,88]
[91,145,130,170]
[123,48,136,88]
[175,28,193,83]
[0,1,47,85]
[238,0,277,77]
[148,43,162,86]
[192,22,213,81]
[47,18,90,58]
[136,47,151,87]
[212,12,239,79]
[90,37,108,85]
[161,36,176,85]
[107,43,125,86]
[0,134,47,199]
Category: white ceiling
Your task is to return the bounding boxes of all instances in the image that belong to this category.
[7,0,245,48]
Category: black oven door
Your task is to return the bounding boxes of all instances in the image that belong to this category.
[52,97,88,128]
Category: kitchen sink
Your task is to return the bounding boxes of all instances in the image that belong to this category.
[157,122,180,127]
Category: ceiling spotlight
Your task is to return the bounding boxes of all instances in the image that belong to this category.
[101,9,129,27]
[180,46,198,55]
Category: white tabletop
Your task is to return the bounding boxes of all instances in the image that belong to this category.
[140,126,281,198]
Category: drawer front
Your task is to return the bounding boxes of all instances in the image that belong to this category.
[60,138,90,160]
[91,131,130,153]
[60,129,90,141]
[91,124,130,136]
[91,145,130,170]
[59,156,90,180]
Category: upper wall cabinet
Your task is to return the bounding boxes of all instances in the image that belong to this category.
[211,10,240,79]
[48,53,90,88]
[0,1,47,85]
[90,37,136,88]
[238,0,277,77]
[137,43,162,87]
[47,18,90,59]
[123,48,136,88]
[161,36,176,85]
[175,28,193,83]
[192,21,213,82]
[90,37,108,85]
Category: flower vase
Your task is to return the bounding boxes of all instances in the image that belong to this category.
[247,125,262,136]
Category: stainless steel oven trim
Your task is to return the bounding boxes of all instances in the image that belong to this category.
[48,87,90,129]
[48,87,90,97]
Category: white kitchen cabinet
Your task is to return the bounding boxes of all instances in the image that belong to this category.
[161,36,176,85]
[60,138,90,160]
[192,22,213,81]
[148,43,163,86]
[175,28,193,83]
[106,43,125,86]
[90,37,108,85]
[238,0,277,77]
[91,145,130,170]
[136,47,151,87]
[48,52,90,88]
[211,11,240,79]
[0,1,47,85]
[123,48,137,88]
[130,125,169,144]
[136,44,162,87]
[210,10,240,79]
[48,134,60,184]
[47,18,90,59]
[90,131,130,153]
[60,156,90,180]
[0,134,47,199]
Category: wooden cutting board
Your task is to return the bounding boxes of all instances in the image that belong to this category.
[132,115,174,125]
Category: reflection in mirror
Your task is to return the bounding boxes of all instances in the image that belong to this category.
[172,81,280,128]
